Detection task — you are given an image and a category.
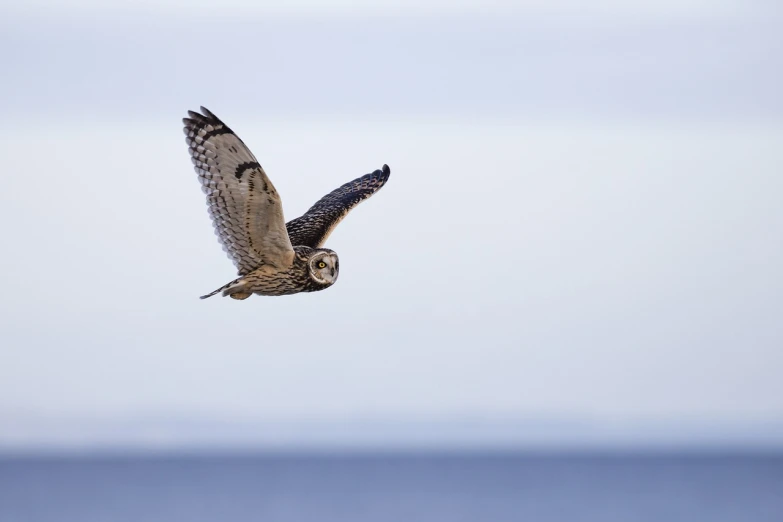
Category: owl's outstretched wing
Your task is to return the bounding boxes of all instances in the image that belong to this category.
[183,107,294,275]
[286,165,391,248]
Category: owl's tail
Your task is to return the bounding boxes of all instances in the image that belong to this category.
[199,277,250,300]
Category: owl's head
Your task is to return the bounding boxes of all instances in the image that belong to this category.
[307,249,339,287]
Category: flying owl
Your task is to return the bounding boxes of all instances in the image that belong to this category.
[182,107,390,300]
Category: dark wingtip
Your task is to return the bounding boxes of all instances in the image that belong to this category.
[184,107,220,123]
[382,164,390,176]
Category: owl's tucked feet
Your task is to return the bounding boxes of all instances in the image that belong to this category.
[228,291,252,300]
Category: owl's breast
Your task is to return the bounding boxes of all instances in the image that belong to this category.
[242,263,310,296]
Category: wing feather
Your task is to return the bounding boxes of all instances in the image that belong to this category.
[286,165,391,248]
[183,107,294,274]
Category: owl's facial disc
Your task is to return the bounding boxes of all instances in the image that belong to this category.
[309,251,339,285]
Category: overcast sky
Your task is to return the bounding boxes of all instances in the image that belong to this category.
[0,1,781,449]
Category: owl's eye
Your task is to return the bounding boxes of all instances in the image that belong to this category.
[317,261,327,269]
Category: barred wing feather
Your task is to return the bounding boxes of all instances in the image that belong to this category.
[183,107,294,275]
[286,165,391,248]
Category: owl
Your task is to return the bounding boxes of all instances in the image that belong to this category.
[183,107,390,300]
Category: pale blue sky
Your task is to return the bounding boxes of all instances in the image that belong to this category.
[0,1,781,449]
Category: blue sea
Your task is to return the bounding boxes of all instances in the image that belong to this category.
[1,452,782,522]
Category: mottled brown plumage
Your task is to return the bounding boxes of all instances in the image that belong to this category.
[182,107,388,299]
